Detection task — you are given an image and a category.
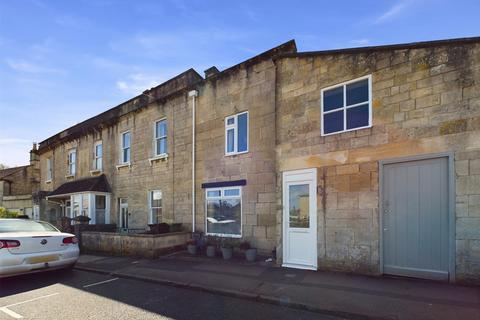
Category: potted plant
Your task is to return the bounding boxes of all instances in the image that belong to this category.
[206,236,216,257]
[187,239,197,255]
[220,238,235,260]
[240,241,257,262]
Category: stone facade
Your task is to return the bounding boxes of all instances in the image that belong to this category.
[0,151,40,216]
[275,41,480,281]
[34,37,480,282]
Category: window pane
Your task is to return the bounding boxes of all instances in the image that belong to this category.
[123,148,130,163]
[156,120,167,137]
[95,158,102,170]
[227,117,235,125]
[95,195,106,209]
[323,110,344,134]
[346,104,369,130]
[323,86,344,112]
[151,208,162,224]
[227,129,235,153]
[123,133,130,148]
[224,189,240,196]
[289,184,309,228]
[207,199,241,235]
[346,79,369,106]
[207,190,221,197]
[158,137,167,154]
[237,113,248,152]
[96,144,102,157]
[151,190,162,208]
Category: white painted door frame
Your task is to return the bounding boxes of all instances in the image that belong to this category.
[282,168,318,270]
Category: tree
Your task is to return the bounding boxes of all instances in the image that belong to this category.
[0,163,8,170]
[0,207,18,218]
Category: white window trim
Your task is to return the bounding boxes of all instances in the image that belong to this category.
[320,74,372,136]
[154,118,168,157]
[46,157,52,182]
[148,189,162,224]
[225,111,249,156]
[67,149,76,177]
[92,140,103,172]
[205,186,242,238]
[119,130,131,165]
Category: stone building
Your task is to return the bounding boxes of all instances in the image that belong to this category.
[0,147,40,218]
[34,36,480,283]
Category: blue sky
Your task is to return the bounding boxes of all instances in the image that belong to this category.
[0,0,478,167]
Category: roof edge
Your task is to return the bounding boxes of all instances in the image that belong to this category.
[274,36,480,59]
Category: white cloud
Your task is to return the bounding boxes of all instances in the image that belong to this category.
[350,38,370,46]
[374,1,412,24]
[5,58,65,74]
[116,73,165,95]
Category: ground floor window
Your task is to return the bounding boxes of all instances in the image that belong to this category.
[149,190,162,224]
[95,195,106,224]
[205,187,242,237]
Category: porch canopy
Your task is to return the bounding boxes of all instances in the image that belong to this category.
[46,174,112,224]
[47,174,111,198]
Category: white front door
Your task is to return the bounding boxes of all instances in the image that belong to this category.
[282,168,317,270]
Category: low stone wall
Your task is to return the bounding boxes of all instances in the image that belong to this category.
[81,231,190,258]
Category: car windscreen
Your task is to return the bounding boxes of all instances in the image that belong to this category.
[0,220,59,233]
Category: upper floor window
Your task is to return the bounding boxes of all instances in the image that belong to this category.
[321,75,372,136]
[94,141,103,171]
[120,131,131,164]
[225,111,248,155]
[154,119,167,156]
[67,149,76,176]
[46,158,52,181]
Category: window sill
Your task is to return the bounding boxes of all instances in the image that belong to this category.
[205,233,242,238]
[116,163,131,170]
[321,124,372,137]
[45,179,52,184]
[65,174,75,179]
[149,154,168,165]
[225,150,249,157]
[90,169,102,175]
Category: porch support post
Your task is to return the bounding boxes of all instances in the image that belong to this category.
[105,194,111,224]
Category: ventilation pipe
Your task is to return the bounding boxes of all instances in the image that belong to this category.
[188,89,198,232]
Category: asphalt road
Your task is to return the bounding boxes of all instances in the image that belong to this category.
[0,269,346,320]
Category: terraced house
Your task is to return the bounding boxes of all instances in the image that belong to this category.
[34,36,480,283]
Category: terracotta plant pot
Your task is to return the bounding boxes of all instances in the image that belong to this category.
[221,247,233,260]
[206,245,216,257]
[245,248,257,262]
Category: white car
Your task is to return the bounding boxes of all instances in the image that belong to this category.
[0,219,79,278]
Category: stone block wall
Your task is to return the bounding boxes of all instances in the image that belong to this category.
[192,59,278,253]
[275,42,480,280]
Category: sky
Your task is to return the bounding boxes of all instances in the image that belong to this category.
[0,0,478,167]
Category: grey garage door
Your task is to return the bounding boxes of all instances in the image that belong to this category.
[383,157,450,281]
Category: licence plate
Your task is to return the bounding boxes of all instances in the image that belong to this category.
[28,255,59,264]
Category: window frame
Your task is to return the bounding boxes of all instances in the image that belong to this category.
[154,118,168,157]
[93,141,103,171]
[67,149,76,176]
[148,190,163,224]
[224,111,249,156]
[120,131,131,165]
[46,157,53,182]
[205,186,242,238]
[320,75,372,136]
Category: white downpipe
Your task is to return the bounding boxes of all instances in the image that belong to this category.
[188,90,198,232]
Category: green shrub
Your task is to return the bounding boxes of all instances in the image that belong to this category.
[0,207,19,218]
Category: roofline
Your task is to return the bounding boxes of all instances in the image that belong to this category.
[274,36,480,59]
[206,39,297,80]
[0,165,30,180]
[37,68,203,153]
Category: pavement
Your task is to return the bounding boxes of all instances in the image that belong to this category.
[74,252,480,320]
[0,269,340,320]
